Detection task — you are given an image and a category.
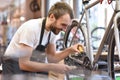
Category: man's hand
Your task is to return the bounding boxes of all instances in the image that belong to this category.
[69,43,84,53]
[51,64,76,74]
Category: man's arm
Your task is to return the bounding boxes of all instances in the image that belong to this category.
[18,43,49,72]
[18,43,72,73]
[46,43,81,63]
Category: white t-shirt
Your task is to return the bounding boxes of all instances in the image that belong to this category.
[4,18,57,58]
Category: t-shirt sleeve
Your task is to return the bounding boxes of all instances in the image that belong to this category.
[19,25,37,48]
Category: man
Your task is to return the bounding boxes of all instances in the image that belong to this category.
[2,2,83,80]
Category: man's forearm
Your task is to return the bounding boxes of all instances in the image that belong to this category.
[47,47,74,63]
[19,60,57,72]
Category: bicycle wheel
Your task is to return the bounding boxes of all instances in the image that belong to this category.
[56,38,65,50]
[108,25,120,79]
[56,31,65,51]
[91,27,105,50]
[64,20,86,48]
[64,20,87,66]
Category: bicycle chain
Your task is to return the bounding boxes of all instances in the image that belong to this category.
[65,52,93,70]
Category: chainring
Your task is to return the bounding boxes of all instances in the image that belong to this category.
[65,52,93,70]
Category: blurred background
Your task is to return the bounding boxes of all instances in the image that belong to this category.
[0,0,114,48]
[0,0,116,80]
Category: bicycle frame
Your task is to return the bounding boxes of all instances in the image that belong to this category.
[76,0,120,68]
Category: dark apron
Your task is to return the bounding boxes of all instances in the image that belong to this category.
[2,18,51,76]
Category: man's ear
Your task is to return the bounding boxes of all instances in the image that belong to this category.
[49,14,56,21]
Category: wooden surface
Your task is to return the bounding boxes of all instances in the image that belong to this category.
[49,60,65,80]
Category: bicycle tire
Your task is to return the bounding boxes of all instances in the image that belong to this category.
[56,38,65,50]
[64,20,86,48]
[108,24,120,79]
[64,20,87,66]
[91,27,105,35]
[91,27,105,50]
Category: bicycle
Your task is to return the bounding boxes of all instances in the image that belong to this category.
[91,26,106,51]
[64,20,106,51]
[63,0,120,79]
[56,31,65,51]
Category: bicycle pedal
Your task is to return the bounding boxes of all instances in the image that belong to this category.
[82,56,93,70]
[65,51,93,70]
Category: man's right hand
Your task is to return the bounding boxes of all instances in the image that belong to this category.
[51,64,76,74]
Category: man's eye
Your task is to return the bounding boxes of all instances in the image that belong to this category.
[62,24,67,27]
[56,27,62,30]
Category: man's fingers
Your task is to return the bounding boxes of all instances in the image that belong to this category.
[67,65,77,70]
[77,44,84,52]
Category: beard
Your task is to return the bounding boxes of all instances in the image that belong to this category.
[50,26,57,34]
[49,22,62,35]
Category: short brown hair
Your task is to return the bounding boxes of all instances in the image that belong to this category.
[48,2,74,19]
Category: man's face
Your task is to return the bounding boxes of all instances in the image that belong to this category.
[50,14,71,35]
